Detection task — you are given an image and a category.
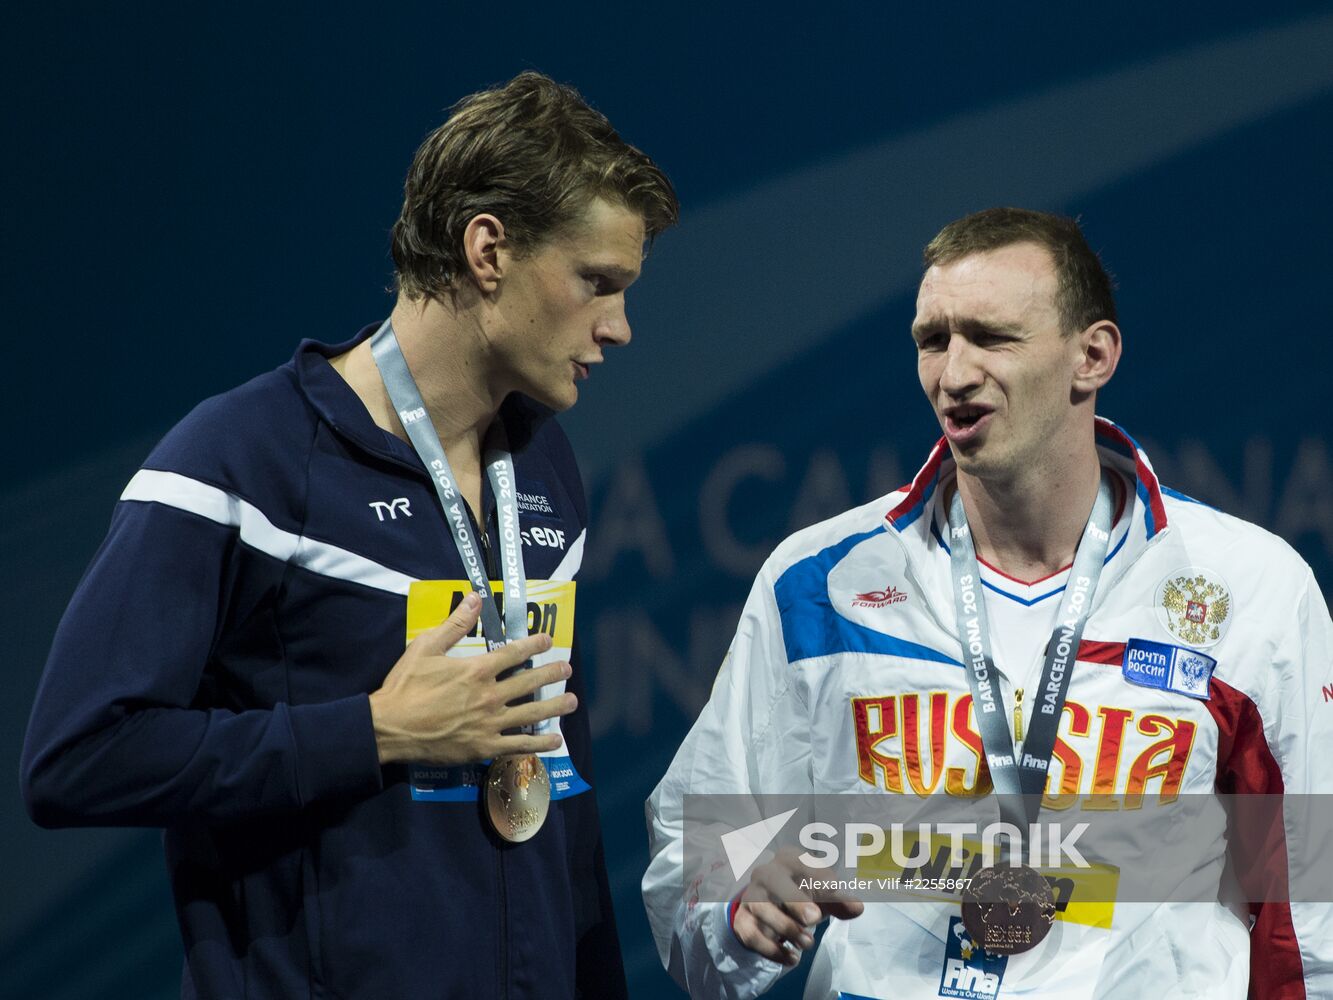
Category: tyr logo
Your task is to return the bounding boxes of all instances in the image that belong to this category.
[369,498,413,521]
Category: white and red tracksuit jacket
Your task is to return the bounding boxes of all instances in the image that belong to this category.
[644,418,1333,999]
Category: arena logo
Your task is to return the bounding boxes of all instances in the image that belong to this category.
[852,586,908,609]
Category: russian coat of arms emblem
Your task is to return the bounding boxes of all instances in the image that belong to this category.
[1159,572,1231,646]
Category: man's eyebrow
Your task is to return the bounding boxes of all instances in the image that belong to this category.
[912,317,1024,339]
[911,319,946,341]
[584,263,640,282]
[956,317,1024,336]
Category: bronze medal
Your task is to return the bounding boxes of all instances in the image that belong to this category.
[960,864,1057,956]
[484,753,550,842]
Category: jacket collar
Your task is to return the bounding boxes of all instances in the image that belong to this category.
[886,415,1168,543]
[884,416,1169,629]
[289,322,551,473]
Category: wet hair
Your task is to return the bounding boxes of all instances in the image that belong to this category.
[392,71,679,301]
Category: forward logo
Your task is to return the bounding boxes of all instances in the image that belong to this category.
[370,498,413,521]
[852,586,908,609]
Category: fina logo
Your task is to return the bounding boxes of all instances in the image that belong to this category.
[399,407,427,425]
[369,498,413,521]
[940,916,1007,999]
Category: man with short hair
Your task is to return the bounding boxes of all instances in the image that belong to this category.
[644,207,1332,997]
[23,71,677,999]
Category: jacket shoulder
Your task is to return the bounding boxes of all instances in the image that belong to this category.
[135,368,317,527]
[1161,489,1310,577]
[764,490,908,579]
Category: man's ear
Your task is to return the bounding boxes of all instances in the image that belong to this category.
[1072,319,1122,394]
[462,214,506,294]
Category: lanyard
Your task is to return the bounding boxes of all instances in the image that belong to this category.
[947,471,1114,829]
[369,320,530,656]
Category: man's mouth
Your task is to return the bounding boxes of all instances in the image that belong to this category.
[943,404,994,442]
[573,361,590,381]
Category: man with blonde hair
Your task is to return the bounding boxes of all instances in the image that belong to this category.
[25,71,677,999]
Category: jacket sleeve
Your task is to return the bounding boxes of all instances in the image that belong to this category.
[20,478,384,829]
[1245,565,1333,998]
[642,558,811,999]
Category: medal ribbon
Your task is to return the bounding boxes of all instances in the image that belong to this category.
[947,472,1113,830]
[370,321,533,720]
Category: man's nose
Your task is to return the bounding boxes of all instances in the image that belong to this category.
[595,303,631,347]
[939,338,982,395]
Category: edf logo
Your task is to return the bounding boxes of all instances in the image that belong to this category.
[369,498,413,521]
[521,526,566,549]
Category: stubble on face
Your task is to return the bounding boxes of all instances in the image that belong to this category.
[912,243,1082,486]
[491,199,645,412]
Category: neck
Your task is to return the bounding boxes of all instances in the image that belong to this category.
[953,444,1104,581]
[331,296,506,453]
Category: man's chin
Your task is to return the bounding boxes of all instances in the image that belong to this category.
[525,384,578,413]
[947,443,1005,481]
[553,383,579,411]
[945,437,985,463]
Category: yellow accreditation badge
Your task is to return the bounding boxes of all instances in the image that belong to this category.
[406,578,576,653]
[857,830,1120,933]
[405,579,577,839]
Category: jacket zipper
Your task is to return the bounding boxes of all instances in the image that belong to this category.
[468,499,509,1000]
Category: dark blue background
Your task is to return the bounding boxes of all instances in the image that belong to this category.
[5,4,1333,996]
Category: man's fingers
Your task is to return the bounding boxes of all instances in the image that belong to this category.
[495,660,570,703]
[491,732,564,756]
[819,898,866,920]
[750,861,807,906]
[754,848,861,923]
[749,901,815,949]
[423,593,483,651]
[482,633,553,675]
[503,693,577,730]
[733,904,808,965]
[737,873,818,961]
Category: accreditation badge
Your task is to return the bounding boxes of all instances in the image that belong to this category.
[403,579,590,806]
